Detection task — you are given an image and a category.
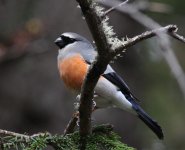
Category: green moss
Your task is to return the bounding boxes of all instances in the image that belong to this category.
[1,125,135,150]
[51,130,135,150]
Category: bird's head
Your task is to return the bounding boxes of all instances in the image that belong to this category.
[55,32,89,49]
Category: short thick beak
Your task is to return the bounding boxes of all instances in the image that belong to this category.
[54,37,63,48]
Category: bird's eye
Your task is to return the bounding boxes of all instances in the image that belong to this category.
[60,35,76,44]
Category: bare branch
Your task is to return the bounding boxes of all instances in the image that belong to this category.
[0,129,51,140]
[104,0,129,16]
[170,32,185,43]
[99,0,185,100]
[0,129,30,139]
[116,25,177,53]
[64,112,79,135]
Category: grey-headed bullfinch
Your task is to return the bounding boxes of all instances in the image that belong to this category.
[55,32,164,139]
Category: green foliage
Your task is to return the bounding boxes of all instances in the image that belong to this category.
[0,125,135,150]
[1,133,49,150]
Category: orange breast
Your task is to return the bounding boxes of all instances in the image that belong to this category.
[58,54,88,91]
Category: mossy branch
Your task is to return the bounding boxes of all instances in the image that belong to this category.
[0,125,135,150]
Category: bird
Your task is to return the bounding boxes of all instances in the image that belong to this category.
[55,32,164,139]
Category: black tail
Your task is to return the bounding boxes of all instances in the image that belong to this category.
[102,72,164,139]
[130,99,164,139]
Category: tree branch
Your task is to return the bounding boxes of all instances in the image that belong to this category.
[169,32,185,43]
[115,24,177,53]
[63,112,79,135]
[75,0,116,149]
[0,129,30,140]
[0,125,135,150]
[99,0,185,100]
[104,0,129,16]
[75,0,185,149]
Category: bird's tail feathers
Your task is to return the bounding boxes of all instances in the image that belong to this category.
[129,98,164,139]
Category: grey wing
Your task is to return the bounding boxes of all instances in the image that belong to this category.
[80,46,115,73]
[80,45,137,101]
[79,43,97,64]
[82,49,97,64]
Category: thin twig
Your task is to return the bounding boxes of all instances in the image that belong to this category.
[170,32,185,43]
[104,0,129,16]
[0,129,55,149]
[0,129,50,140]
[64,112,79,135]
[0,129,30,140]
[116,24,177,51]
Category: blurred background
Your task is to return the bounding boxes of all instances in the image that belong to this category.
[0,0,185,149]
